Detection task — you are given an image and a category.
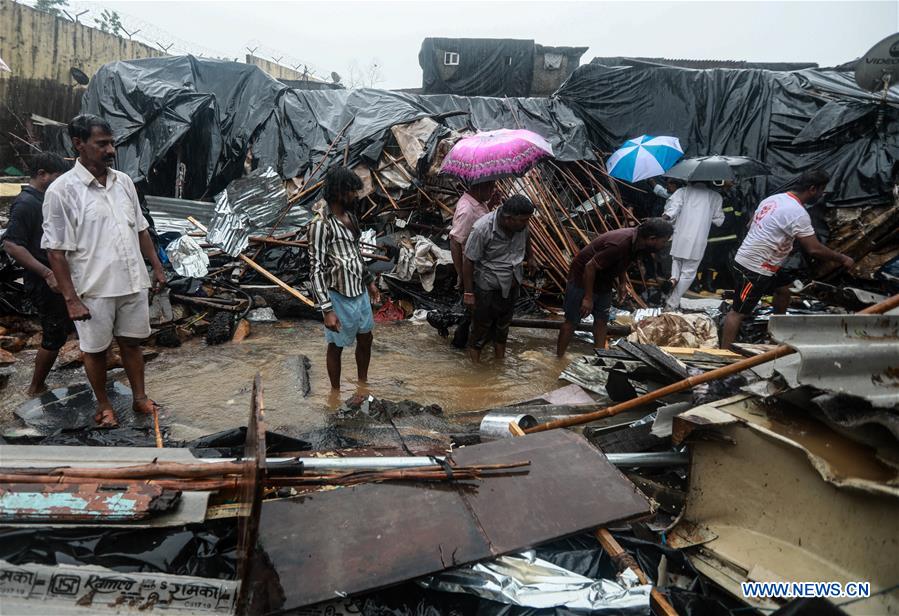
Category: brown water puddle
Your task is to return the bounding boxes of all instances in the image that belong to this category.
[1,319,584,440]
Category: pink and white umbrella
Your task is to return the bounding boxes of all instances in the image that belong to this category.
[439,128,554,185]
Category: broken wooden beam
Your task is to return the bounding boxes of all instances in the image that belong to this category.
[595,528,678,616]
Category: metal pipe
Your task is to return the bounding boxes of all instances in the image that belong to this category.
[195,456,448,470]
[605,452,688,468]
[198,453,687,470]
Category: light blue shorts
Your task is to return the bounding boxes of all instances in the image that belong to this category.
[325,290,374,348]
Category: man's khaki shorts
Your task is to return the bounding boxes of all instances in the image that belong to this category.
[74,290,151,353]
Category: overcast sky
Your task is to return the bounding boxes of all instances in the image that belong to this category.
[91,0,897,89]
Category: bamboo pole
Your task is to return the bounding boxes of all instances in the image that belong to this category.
[549,161,600,236]
[171,295,246,312]
[362,196,381,220]
[188,217,315,307]
[383,152,439,207]
[596,529,679,616]
[528,172,588,247]
[372,171,400,210]
[526,293,899,433]
[152,409,163,448]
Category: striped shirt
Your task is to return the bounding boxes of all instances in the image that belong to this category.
[307,201,374,312]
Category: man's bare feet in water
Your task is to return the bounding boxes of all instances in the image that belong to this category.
[94,405,119,428]
[26,384,49,397]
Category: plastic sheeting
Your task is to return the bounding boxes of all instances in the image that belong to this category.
[419,38,536,97]
[0,521,236,579]
[83,56,286,199]
[78,56,592,203]
[556,63,899,207]
[79,56,896,209]
[259,87,593,185]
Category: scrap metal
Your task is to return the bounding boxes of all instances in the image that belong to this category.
[0,445,211,528]
[248,429,651,611]
[669,394,899,615]
[768,314,899,408]
[0,483,180,523]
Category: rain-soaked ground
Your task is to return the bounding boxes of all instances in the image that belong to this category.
[1,318,591,440]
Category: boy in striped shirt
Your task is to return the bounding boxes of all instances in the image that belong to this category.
[307,167,380,390]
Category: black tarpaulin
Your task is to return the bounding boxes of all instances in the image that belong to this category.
[78,56,591,204]
[555,63,899,206]
[419,38,535,97]
[765,70,899,206]
[82,56,287,199]
[77,55,896,209]
[264,88,593,184]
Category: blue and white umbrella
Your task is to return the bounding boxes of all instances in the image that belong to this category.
[606,135,684,183]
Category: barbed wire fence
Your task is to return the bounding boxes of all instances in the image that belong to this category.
[17,0,328,80]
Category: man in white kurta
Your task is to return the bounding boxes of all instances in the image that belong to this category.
[43,114,166,427]
[663,183,725,309]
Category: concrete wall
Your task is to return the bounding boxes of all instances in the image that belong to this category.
[246,54,317,82]
[0,0,162,171]
[531,51,583,96]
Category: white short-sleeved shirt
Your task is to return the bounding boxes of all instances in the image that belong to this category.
[42,160,150,298]
[735,192,815,276]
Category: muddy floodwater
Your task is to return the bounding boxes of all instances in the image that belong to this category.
[1,319,591,440]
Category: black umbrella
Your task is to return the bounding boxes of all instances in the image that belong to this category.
[664,155,771,182]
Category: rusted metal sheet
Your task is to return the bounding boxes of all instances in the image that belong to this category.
[0,445,211,528]
[251,429,650,611]
[0,483,180,523]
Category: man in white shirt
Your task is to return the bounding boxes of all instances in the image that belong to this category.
[43,115,166,427]
[663,182,725,309]
[720,170,853,349]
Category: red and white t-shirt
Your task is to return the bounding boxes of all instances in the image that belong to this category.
[735,193,815,276]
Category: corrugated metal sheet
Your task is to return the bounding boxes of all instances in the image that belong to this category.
[769,314,899,407]
[145,195,213,234]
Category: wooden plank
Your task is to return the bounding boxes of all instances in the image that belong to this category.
[236,373,267,616]
[252,430,650,611]
[659,346,741,358]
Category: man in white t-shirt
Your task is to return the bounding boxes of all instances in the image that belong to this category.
[720,170,853,349]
